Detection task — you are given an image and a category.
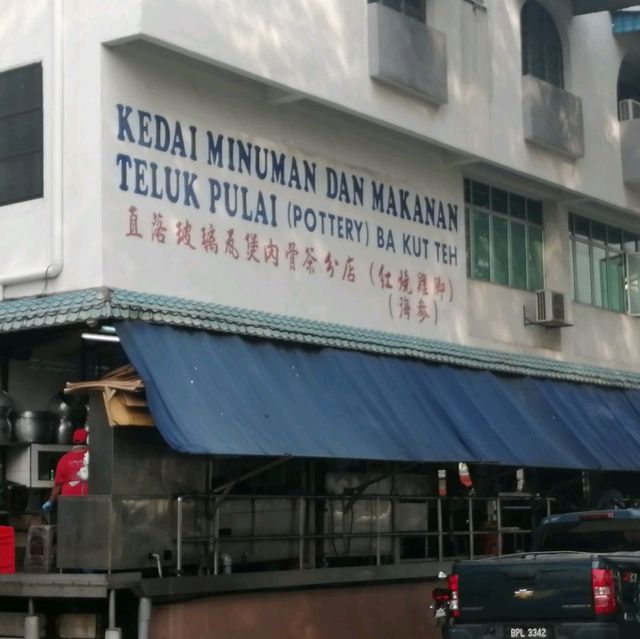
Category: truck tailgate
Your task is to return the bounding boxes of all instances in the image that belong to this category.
[457,556,594,622]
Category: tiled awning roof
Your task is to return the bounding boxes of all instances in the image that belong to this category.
[1,286,640,389]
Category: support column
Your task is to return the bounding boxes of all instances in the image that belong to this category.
[105,589,122,639]
[24,599,40,639]
[138,597,152,639]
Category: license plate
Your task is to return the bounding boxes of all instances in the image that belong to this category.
[504,626,553,639]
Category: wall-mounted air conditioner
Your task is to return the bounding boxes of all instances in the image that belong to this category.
[619,99,640,122]
[535,289,570,327]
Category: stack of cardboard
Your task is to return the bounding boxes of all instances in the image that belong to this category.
[66,364,154,427]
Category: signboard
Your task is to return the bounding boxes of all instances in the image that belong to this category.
[105,99,465,341]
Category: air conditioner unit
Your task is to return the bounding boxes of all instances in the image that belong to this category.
[619,99,640,122]
[535,289,569,327]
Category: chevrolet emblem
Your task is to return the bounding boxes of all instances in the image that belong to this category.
[514,589,534,599]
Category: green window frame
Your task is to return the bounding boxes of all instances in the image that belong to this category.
[568,214,634,313]
[464,179,544,292]
[0,63,43,207]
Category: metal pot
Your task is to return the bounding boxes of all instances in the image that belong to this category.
[0,391,16,444]
[48,392,88,429]
[54,418,75,445]
[0,390,14,419]
[0,416,12,445]
[14,411,55,444]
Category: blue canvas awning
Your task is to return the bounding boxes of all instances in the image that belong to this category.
[116,321,640,470]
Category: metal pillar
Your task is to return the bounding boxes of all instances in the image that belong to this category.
[138,597,152,639]
[24,599,39,639]
[105,589,122,639]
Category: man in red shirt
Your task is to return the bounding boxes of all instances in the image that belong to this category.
[42,428,89,512]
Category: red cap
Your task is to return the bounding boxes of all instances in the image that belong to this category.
[72,428,88,445]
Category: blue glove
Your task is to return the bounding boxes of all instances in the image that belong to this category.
[41,500,53,513]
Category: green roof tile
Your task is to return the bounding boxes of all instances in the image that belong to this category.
[0,286,638,388]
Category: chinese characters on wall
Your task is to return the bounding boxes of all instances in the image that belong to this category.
[114,103,461,333]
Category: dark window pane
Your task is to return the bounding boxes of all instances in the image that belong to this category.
[510,222,527,289]
[573,215,590,241]
[464,179,471,204]
[528,226,544,290]
[403,0,425,21]
[575,241,592,304]
[510,193,526,219]
[465,208,471,277]
[521,1,563,88]
[0,153,43,206]
[592,244,607,308]
[492,216,509,285]
[607,252,625,312]
[628,253,640,314]
[382,0,403,11]
[0,64,42,119]
[472,182,490,209]
[527,199,543,226]
[0,63,43,207]
[491,188,509,215]
[472,210,491,281]
[568,213,574,233]
[568,238,575,301]
[0,110,42,158]
[623,231,637,254]
[607,226,622,249]
[591,221,606,244]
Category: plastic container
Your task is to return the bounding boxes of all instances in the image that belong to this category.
[0,526,15,574]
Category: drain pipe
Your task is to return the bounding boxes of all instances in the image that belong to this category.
[0,0,64,301]
[149,552,163,578]
[104,589,121,639]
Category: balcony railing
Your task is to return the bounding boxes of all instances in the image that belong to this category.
[175,492,554,576]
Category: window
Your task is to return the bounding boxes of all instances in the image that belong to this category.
[521,1,564,89]
[568,214,635,313]
[0,63,43,207]
[465,179,544,291]
[367,0,426,22]
[617,55,640,121]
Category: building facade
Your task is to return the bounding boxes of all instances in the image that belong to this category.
[3,1,640,638]
[2,0,640,372]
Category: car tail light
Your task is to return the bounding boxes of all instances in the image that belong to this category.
[448,574,460,618]
[592,568,617,615]
[580,512,615,521]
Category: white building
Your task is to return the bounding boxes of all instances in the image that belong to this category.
[2,1,640,638]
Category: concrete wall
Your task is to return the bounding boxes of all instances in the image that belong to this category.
[1,1,640,372]
[150,580,440,639]
[522,75,584,159]
[368,2,448,104]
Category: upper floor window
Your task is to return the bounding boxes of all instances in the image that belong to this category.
[465,179,544,292]
[367,0,426,22]
[521,0,564,89]
[0,63,43,207]
[617,55,640,121]
[568,214,636,313]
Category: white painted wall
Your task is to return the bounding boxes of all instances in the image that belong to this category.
[1,0,640,372]
[102,43,467,342]
[131,0,640,211]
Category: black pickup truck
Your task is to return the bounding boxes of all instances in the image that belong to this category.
[437,509,640,639]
